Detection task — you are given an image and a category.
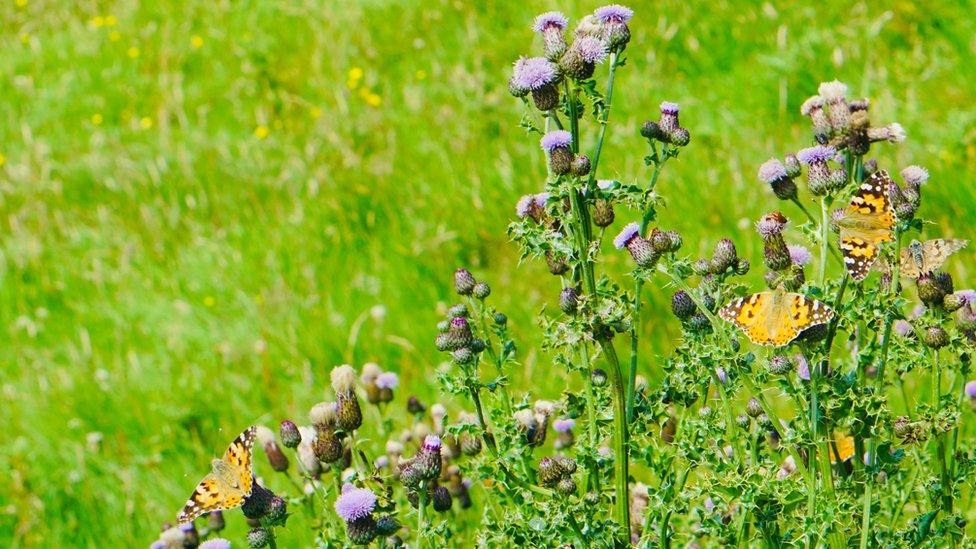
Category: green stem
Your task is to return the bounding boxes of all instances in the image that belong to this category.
[859,228,901,548]
[564,75,629,541]
[416,482,428,549]
[628,163,667,422]
[818,195,832,287]
[587,52,620,182]
[580,343,601,492]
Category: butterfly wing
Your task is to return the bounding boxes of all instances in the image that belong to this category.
[719,292,777,346]
[774,292,835,347]
[920,238,968,274]
[829,433,856,464]
[898,246,921,279]
[177,473,236,524]
[839,170,895,281]
[222,426,256,497]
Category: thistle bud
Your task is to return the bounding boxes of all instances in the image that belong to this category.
[659,101,680,133]
[447,303,468,318]
[407,396,425,415]
[867,123,906,144]
[560,35,607,79]
[594,4,632,50]
[756,212,791,272]
[242,483,276,519]
[206,510,225,533]
[538,456,564,487]
[944,291,973,313]
[758,158,798,201]
[746,398,763,418]
[546,251,570,275]
[591,368,607,386]
[965,380,976,407]
[818,80,850,131]
[415,435,443,480]
[493,312,507,326]
[346,516,378,545]
[280,420,301,449]
[710,238,738,273]
[376,372,398,403]
[918,274,948,308]
[688,313,711,334]
[922,326,949,349]
[336,396,363,433]
[247,527,273,548]
[593,199,615,227]
[452,347,474,365]
[572,155,591,176]
[443,316,473,350]
[768,355,792,375]
[376,515,401,537]
[641,120,664,140]
[796,145,836,196]
[614,222,658,268]
[560,286,580,315]
[471,282,491,300]
[454,268,477,296]
[534,12,569,61]
[556,477,577,495]
[432,485,453,512]
[265,496,288,526]
[313,427,343,464]
[692,258,712,276]
[671,291,697,320]
[736,414,751,429]
[735,258,751,276]
[800,96,831,142]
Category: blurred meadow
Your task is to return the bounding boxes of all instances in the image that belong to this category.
[2,0,975,545]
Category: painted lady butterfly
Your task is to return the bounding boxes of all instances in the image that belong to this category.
[898,238,968,279]
[835,170,895,281]
[719,289,835,347]
[177,426,256,524]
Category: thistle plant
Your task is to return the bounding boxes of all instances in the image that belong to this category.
[155,5,976,548]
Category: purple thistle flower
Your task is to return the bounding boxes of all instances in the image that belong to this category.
[868,123,906,143]
[796,145,836,165]
[375,372,398,390]
[613,222,640,249]
[199,540,232,549]
[534,192,551,207]
[335,485,378,521]
[795,354,810,381]
[553,418,576,433]
[966,380,976,400]
[511,57,558,91]
[151,543,165,549]
[422,434,442,451]
[594,4,634,23]
[756,213,787,238]
[901,165,929,186]
[597,179,615,190]
[533,11,569,33]
[715,367,728,385]
[893,320,913,338]
[516,195,535,218]
[957,289,976,305]
[787,245,812,266]
[540,130,572,152]
[909,305,926,320]
[660,101,680,115]
[574,35,608,63]
[758,159,788,184]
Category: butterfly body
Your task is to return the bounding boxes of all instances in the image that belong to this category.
[719,289,835,347]
[899,238,968,279]
[836,170,895,281]
[177,426,256,524]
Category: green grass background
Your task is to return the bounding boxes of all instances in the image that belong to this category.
[2,0,975,546]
